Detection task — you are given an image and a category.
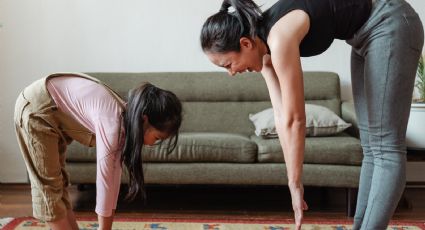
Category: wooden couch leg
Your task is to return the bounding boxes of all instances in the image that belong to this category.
[346,188,358,217]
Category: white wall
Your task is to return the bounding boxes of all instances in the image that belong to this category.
[1,0,424,182]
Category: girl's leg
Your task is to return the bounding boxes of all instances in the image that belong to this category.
[66,209,80,230]
[47,215,75,230]
[47,209,78,230]
[14,108,73,224]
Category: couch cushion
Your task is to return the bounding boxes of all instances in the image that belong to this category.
[66,162,360,187]
[143,132,257,163]
[87,72,340,105]
[181,101,271,135]
[67,132,257,163]
[87,72,342,135]
[251,133,363,165]
[66,142,96,162]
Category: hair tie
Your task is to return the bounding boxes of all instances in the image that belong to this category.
[219,2,231,13]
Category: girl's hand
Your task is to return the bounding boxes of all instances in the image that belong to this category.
[289,182,308,229]
[98,212,114,230]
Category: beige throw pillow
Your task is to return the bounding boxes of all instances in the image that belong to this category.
[249,104,352,138]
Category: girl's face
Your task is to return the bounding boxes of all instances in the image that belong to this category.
[143,116,170,146]
[205,37,265,76]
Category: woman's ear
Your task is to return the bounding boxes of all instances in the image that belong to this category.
[240,37,254,49]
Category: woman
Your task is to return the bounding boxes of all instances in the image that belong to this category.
[14,73,182,230]
[200,0,424,229]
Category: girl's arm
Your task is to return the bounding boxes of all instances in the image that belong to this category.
[94,115,123,229]
[263,9,310,229]
[98,210,115,230]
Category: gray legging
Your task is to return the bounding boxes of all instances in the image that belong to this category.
[346,0,424,229]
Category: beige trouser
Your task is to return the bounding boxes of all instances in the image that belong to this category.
[14,75,98,221]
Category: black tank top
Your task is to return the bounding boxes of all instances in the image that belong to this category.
[258,0,372,57]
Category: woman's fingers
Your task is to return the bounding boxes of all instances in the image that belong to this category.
[289,184,307,229]
[294,204,303,230]
[303,200,309,210]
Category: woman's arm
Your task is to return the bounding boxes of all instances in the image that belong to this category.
[261,48,306,196]
[268,9,308,187]
[264,9,310,229]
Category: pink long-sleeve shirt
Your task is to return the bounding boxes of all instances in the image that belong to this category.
[47,76,124,217]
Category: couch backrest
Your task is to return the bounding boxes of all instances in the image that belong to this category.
[87,72,341,136]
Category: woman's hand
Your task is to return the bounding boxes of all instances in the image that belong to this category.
[289,182,308,229]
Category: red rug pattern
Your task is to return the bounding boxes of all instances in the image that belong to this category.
[2,217,424,230]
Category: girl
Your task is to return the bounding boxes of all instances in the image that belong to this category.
[200,0,424,229]
[14,72,182,230]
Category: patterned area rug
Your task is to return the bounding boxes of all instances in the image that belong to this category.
[1,217,424,230]
[0,218,14,228]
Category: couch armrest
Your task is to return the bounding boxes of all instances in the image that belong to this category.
[342,101,359,138]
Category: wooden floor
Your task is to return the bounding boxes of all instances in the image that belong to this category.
[1,184,424,221]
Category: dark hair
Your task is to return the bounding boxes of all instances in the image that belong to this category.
[200,0,262,53]
[121,82,182,201]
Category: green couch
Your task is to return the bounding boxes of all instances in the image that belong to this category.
[65,71,362,215]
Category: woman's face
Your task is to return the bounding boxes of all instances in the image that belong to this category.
[205,37,264,76]
[143,117,169,146]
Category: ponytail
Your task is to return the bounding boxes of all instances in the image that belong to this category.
[121,83,182,201]
[220,0,262,39]
[201,0,262,53]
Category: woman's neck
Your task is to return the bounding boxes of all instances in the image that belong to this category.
[255,36,270,55]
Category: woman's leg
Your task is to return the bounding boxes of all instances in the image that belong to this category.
[350,49,374,230]
[354,2,423,228]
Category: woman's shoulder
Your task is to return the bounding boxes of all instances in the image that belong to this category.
[259,0,309,42]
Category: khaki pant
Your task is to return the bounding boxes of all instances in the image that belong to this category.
[14,74,101,221]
